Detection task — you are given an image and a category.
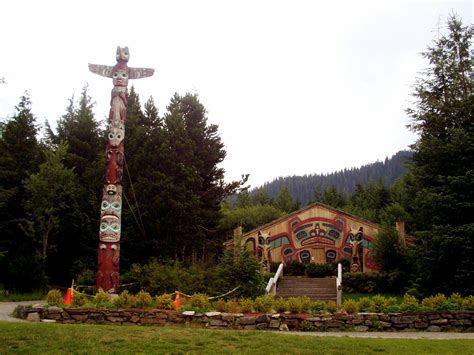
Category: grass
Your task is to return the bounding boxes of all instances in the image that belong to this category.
[0,290,46,302]
[0,322,473,354]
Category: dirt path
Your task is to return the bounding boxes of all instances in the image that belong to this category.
[0,301,45,322]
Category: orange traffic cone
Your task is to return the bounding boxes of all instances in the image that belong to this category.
[64,288,73,305]
[174,292,181,310]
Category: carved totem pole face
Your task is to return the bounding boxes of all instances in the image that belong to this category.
[99,215,121,242]
[100,187,122,219]
[116,46,130,62]
[108,123,125,146]
[113,70,129,87]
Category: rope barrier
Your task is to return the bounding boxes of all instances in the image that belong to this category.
[174,286,240,300]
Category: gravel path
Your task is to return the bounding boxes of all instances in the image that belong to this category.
[1,302,473,339]
[284,331,474,339]
[0,301,45,322]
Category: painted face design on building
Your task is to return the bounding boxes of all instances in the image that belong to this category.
[108,123,125,146]
[99,215,121,242]
[113,70,129,87]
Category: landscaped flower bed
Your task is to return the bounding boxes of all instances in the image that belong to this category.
[45,289,474,314]
[14,290,474,332]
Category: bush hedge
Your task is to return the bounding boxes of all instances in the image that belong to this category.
[44,288,474,314]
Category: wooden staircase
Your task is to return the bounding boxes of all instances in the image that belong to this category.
[276,276,337,302]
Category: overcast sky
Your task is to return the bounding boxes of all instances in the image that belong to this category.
[0,0,472,188]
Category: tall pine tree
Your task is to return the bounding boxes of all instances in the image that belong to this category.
[0,93,46,290]
[407,15,473,295]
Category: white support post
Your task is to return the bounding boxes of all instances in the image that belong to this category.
[336,263,342,308]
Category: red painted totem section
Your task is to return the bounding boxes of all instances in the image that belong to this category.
[89,47,154,293]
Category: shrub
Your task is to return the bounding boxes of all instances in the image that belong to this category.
[299,320,316,331]
[136,290,153,308]
[343,272,375,293]
[309,300,327,313]
[405,287,422,299]
[46,289,63,306]
[342,299,359,314]
[114,290,131,308]
[121,260,214,296]
[342,271,407,294]
[253,294,274,313]
[462,295,474,310]
[369,295,387,313]
[72,290,88,307]
[94,290,110,305]
[421,293,447,310]
[326,301,337,313]
[384,304,401,313]
[190,293,210,311]
[443,293,464,311]
[305,263,335,278]
[285,260,306,276]
[299,297,312,313]
[127,295,138,308]
[75,269,96,291]
[226,299,241,313]
[239,298,254,313]
[357,297,372,312]
[400,294,419,312]
[214,247,265,299]
[274,298,288,312]
[287,297,310,313]
[155,293,174,310]
[336,258,351,273]
[215,298,227,312]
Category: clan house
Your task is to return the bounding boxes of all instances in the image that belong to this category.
[226,202,409,273]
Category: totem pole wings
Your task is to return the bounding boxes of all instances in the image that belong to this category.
[88,64,114,78]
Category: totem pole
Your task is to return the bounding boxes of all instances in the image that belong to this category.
[89,47,154,293]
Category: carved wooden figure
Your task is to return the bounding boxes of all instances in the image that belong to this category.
[89,46,154,293]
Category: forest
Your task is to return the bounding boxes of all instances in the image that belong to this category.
[0,16,472,297]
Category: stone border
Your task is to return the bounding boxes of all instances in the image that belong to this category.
[17,306,474,332]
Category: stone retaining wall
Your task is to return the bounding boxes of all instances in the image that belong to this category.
[19,306,474,332]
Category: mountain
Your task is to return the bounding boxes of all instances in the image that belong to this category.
[257,150,413,206]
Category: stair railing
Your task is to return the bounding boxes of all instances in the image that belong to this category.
[336,263,342,307]
[265,262,284,295]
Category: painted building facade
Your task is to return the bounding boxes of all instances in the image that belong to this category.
[232,203,382,272]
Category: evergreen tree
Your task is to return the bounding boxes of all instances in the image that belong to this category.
[274,186,299,213]
[0,93,46,290]
[23,143,79,261]
[407,15,473,295]
[50,85,104,284]
[251,187,273,206]
[320,185,347,209]
[161,93,244,261]
[236,190,252,208]
[346,181,390,222]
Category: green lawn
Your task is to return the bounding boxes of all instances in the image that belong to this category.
[1,322,472,354]
[0,290,46,302]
